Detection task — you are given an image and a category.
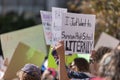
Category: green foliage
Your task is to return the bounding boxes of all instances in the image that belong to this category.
[67,0,120,41]
[0,12,36,34]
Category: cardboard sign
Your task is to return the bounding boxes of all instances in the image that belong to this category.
[0,25,47,62]
[95,32,120,50]
[62,13,96,54]
[52,7,67,45]
[3,42,46,80]
[40,11,52,45]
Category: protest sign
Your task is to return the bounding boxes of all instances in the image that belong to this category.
[48,47,58,69]
[40,11,52,45]
[0,56,4,70]
[0,25,47,62]
[48,47,90,68]
[62,13,96,54]
[77,54,90,62]
[95,32,120,50]
[65,54,90,65]
[3,42,46,80]
[52,7,67,45]
[65,54,78,66]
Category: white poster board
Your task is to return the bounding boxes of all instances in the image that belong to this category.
[0,25,47,62]
[62,13,96,54]
[40,11,52,45]
[95,32,120,50]
[52,7,67,45]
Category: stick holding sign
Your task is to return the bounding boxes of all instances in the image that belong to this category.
[62,13,96,54]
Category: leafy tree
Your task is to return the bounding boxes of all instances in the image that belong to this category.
[0,11,36,34]
[67,0,120,41]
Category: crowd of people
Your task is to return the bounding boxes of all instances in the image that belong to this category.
[0,41,120,80]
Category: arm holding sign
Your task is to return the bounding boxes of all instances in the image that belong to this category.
[53,41,91,80]
[54,41,70,80]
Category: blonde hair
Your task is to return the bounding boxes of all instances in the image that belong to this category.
[99,49,120,80]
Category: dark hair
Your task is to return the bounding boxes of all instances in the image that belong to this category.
[99,48,120,80]
[94,46,112,63]
[22,72,35,80]
[74,58,89,72]
[17,70,40,80]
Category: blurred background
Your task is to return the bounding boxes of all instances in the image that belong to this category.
[0,0,67,33]
[0,0,120,55]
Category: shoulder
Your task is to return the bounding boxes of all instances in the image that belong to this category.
[68,71,91,79]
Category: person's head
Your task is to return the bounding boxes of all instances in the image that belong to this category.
[89,46,112,76]
[98,48,120,80]
[71,57,89,72]
[17,64,41,80]
[94,46,112,63]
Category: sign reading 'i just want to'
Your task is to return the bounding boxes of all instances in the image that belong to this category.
[62,13,96,54]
